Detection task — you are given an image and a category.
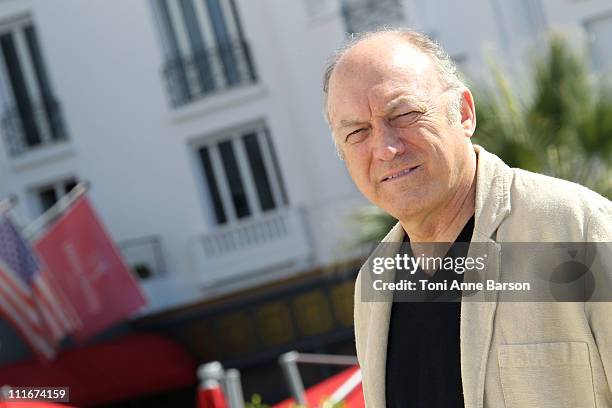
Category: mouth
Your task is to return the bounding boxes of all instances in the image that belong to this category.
[381,165,421,182]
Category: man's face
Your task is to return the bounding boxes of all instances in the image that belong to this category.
[327,37,474,221]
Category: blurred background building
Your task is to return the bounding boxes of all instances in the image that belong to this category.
[0,0,610,406]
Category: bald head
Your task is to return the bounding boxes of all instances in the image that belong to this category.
[323,29,463,125]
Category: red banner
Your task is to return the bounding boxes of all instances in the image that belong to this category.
[34,196,147,342]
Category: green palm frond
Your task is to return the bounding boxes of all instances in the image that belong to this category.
[474,34,612,197]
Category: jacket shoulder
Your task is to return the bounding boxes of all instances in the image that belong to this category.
[512,168,609,211]
[505,168,610,240]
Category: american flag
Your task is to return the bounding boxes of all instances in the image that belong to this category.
[0,213,80,360]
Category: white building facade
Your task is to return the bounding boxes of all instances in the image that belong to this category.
[0,0,365,316]
[0,0,610,359]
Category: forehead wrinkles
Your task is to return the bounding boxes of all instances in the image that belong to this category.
[327,65,374,125]
[367,83,429,116]
[328,41,442,124]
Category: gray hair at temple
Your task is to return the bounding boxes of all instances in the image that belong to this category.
[322,29,466,157]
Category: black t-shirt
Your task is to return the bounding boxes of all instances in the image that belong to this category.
[385,215,474,408]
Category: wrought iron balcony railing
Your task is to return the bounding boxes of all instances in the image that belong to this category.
[341,0,405,34]
[1,98,68,157]
[162,39,257,108]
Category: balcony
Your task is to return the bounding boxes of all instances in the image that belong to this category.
[162,39,257,108]
[1,98,68,157]
[192,207,313,289]
[341,0,405,33]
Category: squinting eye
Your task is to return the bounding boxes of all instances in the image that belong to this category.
[392,111,420,123]
[345,128,368,143]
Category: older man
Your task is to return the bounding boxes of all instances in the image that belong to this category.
[323,30,612,408]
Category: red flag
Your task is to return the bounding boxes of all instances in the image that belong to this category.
[34,196,147,342]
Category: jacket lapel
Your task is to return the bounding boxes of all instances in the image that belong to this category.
[460,234,501,408]
[460,145,512,408]
[362,222,405,407]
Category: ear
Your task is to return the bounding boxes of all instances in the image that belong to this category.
[460,88,476,138]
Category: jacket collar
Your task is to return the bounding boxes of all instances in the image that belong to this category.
[471,145,513,241]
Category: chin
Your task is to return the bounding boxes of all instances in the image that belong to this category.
[381,201,423,220]
[381,193,433,219]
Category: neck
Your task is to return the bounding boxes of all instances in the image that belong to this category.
[400,152,477,243]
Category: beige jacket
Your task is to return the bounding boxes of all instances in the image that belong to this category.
[354,145,612,408]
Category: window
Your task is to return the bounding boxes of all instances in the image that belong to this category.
[585,13,612,72]
[118,236,167,281]
[34,177,77,214]
[0,17,67,157]
[341,0,404,34]
[152,0,257,107]
[196,124,287,225]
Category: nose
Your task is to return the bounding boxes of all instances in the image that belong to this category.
[372,122,405,161]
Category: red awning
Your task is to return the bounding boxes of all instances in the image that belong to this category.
[0,333,197,407]
[274,366,364,408]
